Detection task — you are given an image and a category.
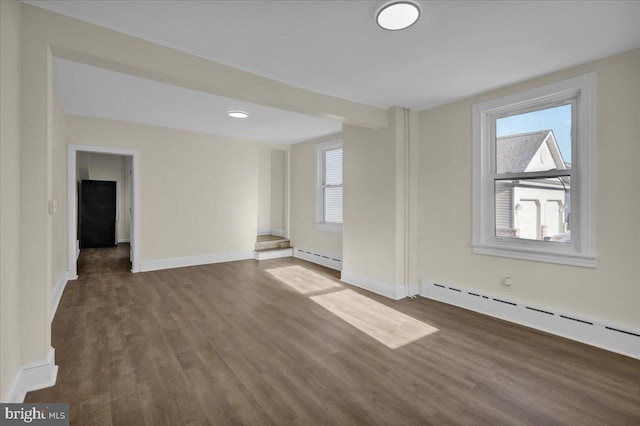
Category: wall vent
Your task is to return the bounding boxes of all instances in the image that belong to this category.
[559,315,593,325]
[605,327,640,338]
[493,298,517,306]
[421,277,640,359]
[294,247,342,271]
[526,306,554,316]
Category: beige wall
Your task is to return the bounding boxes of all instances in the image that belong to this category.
[257,148,286,235]
[77,152,129,243]
[20,15,52,366]
[66,115,261,263]
[51,86,67,292]
[343,117,397,285]
[270,150,285,233]
[0,0,22,401]
[289,134,343,257]
[257,148,271,233]
[123,156,132,243]
[418,49,640,329]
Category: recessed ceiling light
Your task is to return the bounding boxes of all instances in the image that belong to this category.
[376,1,420,31]
[227,110,249,119]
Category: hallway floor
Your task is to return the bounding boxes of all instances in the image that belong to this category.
[77,243,131,277]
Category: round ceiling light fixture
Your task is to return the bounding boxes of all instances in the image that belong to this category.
[376,1,420,31]
[227,110,249,119]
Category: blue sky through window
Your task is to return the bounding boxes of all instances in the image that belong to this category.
[496,104,572,163]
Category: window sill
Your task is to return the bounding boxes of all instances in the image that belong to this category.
[315,223,343,234]
[472,243,597,268]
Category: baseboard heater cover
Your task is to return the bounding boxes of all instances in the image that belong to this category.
[421,279,640,360]
[293,247,342,271]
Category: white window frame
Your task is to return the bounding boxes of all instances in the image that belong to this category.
[472,73,597,268]
[315,140,343,233]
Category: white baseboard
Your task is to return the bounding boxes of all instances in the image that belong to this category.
[50,270,68,322]
[2,347,58,403]
[421,278,640,360]
[139,250,254,272]
[294,247,342,271]
[258,229,286,237]
[339,271,419,300]
[341,270,399,300]
[394,282,421,299]
[254,248,293,260]
[270,229,286,238]
[117,238,130,243]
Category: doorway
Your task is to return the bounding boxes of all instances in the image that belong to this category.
[80,179,117,248]
[68,145,140,278]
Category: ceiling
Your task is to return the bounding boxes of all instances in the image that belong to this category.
[28,1,640,143]
[53,58,342,145]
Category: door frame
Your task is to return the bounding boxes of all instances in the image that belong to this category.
[68,144,140,278]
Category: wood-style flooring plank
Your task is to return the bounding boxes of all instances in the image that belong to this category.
[25,245,640,425]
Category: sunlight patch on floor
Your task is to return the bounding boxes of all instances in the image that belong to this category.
[266,265,342,294]
[311,289,438,349]
[266,265,438,349]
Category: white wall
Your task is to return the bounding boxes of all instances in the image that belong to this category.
[66,115,261,264]
[0,0,22,401]
[289,134,343,257]
[418,48,640,329]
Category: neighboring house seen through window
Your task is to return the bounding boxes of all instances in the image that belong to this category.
[472,73,596,267]
[315,140,343,232]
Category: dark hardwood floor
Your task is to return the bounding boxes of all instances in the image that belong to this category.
[26,249,640,425]
[77,243,132,277]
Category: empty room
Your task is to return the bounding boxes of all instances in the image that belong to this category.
[1,1,639,424]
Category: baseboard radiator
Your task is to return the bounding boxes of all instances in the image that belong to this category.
[421,279,640,360]
[293,247,342,271]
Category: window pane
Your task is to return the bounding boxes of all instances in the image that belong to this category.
[495,177,570,242]
[496,104,572,174]
[324,186,343,224]
[325,148,343,185]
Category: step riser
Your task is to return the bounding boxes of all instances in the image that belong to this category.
[254,248,293,260]
[255,240,291,251]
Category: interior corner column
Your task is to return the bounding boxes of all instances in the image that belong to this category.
[19,33,53,364]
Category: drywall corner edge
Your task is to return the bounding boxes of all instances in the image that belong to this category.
[2,347,58,403]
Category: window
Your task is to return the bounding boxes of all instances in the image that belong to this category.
[472,73,596,267]
[315,140,343,232]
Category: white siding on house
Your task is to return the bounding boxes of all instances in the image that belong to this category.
[495,182,514,235]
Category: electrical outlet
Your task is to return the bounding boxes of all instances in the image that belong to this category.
[48,200,57,215]
[503,276,512,289]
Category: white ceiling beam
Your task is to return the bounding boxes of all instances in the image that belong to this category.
[22,4,388,130]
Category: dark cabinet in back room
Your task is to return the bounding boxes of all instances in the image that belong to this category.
[80,179,117,248]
